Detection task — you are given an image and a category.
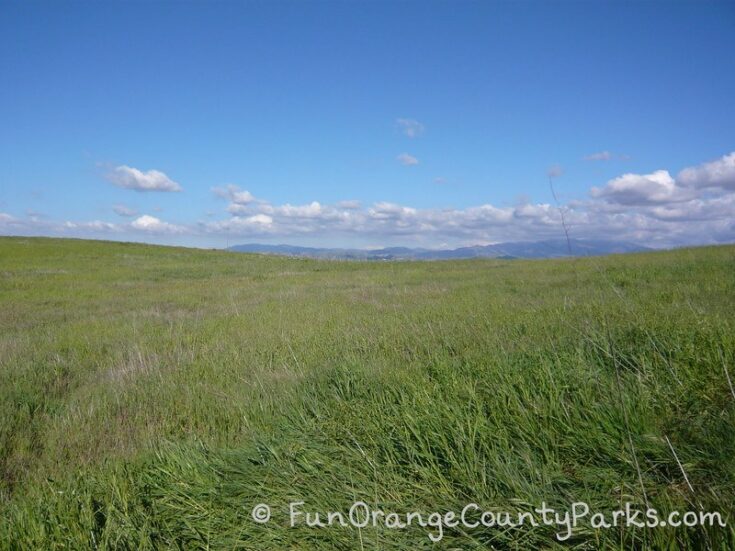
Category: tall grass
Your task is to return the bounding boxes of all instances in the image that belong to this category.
[0,237,733,549]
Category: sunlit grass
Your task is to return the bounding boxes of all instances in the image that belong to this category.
[0,236,733,549]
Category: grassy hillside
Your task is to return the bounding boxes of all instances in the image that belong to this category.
[1,236,733,549]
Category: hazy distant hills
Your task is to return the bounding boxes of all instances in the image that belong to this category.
[228,239,652,260]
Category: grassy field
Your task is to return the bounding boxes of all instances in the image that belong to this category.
[0,236,733,549]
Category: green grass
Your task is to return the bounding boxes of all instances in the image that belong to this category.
[1,236,733,549]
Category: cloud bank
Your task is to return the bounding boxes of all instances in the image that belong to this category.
[196,152,735,246]
[677,151,735,191]
[3,151,735,248]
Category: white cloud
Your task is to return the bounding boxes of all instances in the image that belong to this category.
[336,200,361,210]
[8,151,735,248]
[584,151,630,161]
[113,204,138,217]
[513,203,557,224]
[584,151,612,161]
[272,201,326,218]
[63,220,119,232]
[677,151,735,190]
[463,204,514,225]
[247,214,273,225]
[193,151,735,245]
[205,214,274,235]
[397,118,425,138]
[226,204,252,216]
[590,170,696,205]
[368,202,417,221]
[8,186,735,247]
[106,165,182,192]
[397,153,419,166]
[641,192,735,222]
[212,184,256,204]
[130,215,184,234]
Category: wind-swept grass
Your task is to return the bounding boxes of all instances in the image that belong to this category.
[0,237,733,549]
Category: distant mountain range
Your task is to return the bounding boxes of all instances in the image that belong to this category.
[228,239,652,260]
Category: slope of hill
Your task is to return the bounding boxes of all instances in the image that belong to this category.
[228,238,651,259]
[1,237,733,549]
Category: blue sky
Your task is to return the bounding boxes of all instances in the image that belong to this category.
[1,1,734,248]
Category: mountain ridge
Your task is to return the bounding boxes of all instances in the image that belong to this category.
[228,238,652,260]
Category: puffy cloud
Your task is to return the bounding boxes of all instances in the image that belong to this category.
[645,193,735,222]
[247,214,273,225]
[205,197,580,242]
[226,203,252,216]
[590,170,695,205]
[212,184,256,204]
[368,202,417,220]
[205,214,274,235]
[8,188,735,247]
[677,151,735,190]
[397,153,419,166]
[396,118,425,138]
[113,204,138,217]
[513,203,558,224]
[106,165,182,192]
[193,151,735,245]
[130,215,184,234]
[463,204,514,225]
[8,151,735,247]
[272,201,326,218]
